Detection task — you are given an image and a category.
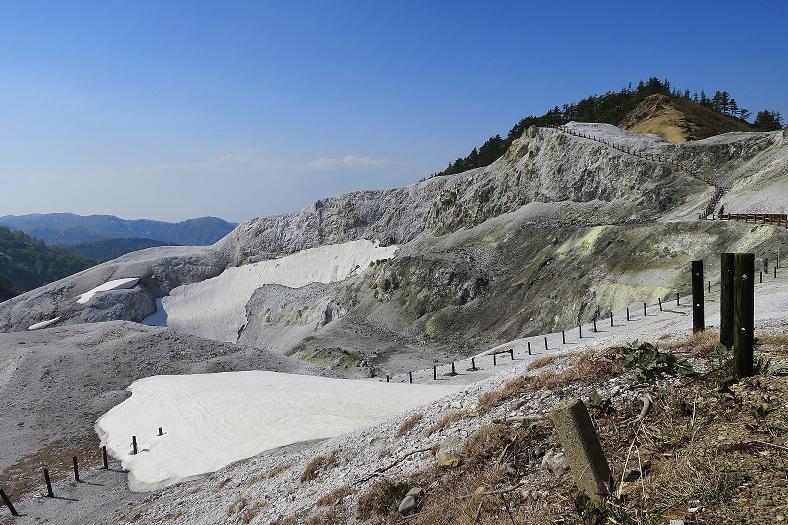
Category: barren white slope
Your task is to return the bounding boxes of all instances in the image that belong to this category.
[77,277,140,304]
[143,239,397,342]
[95,371,458,491]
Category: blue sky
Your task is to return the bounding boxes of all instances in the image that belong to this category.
[1,0,786,222]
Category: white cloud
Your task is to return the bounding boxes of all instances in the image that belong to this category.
[308,154,386,170]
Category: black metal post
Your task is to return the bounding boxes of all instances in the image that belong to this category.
[158,427,163,436]
[433,366,437,380]
[0,489,18,517]
[562,330,565,344]
[593,316,597,332]
[470,357,477,370]
[44,468,53,498]
[676,292,680,306]
[527,342,531,355]
[610,312,613,326]
[692,260,705,333]
[643,302,647,316]
[509,349,514,360]
[579,325,582,338]
[626,307,630,321]
[72,456,80,482]
[720,253,735,350]
[386,375,390,382]
[132,436,138,455]
[451,362,457,375]
[103,446,109,470]
[658,297,662,311]
[408,371,413,384]
[544,336,548,350]
[493,353,497,366]
[733,253,755,378]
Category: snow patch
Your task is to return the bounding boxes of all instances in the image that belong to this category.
[77,278,140,304]
[96,371,458,491]
[144,239,397,342]
[27,317,60,330]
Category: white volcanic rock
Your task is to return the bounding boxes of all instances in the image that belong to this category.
[95,370,459,491]
[27,317,60,330]
[144,239,397,342]
[77,278,140,304]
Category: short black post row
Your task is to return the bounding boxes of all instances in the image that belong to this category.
[44,468,54,498]
[73,456,80,483]
[0,489,18,517]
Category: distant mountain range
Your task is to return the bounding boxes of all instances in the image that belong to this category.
[0,213,236,247]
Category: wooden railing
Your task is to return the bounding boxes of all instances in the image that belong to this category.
[711,213,788,228]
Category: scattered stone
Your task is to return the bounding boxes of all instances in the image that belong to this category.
[406,487,424,499]
[398,495,417,515]
[540,449,569,477]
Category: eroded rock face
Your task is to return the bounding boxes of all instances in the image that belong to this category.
[1,124,784,340]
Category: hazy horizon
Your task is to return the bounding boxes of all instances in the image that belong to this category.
[2,0,786,222]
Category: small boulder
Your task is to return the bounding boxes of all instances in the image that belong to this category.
[406,487,424,499]
[398,495,417,515]
[540,449,569,477]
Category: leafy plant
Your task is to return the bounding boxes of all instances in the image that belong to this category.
[618,340,695,382]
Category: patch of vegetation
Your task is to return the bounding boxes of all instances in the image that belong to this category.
[356,479,411,520]
[617,340,694,382]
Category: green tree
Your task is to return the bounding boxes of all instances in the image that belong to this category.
[753,110,784,131]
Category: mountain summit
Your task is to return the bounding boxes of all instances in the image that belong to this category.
[620,93,753,143]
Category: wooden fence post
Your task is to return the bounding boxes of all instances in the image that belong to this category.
[733,253,755,378]
[720,253,735,350]
[692,260,705,332]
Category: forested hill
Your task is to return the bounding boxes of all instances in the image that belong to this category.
[434,77,785,177]
[0,227,98,300]
[0,213,236,247]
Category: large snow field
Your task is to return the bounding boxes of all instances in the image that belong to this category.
[96,371,459,491]
[143,239,398,342]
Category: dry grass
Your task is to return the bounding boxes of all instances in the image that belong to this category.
[530,352,599,390]
[663,329,720,356]
[301,451,338,483]
[317,484,354,507]
[396,413,424,437]
[462,423,507,462]
[526,354,558,371]
[759,334,788,354]
[214,477,232,492]
[239,500,268,524]
[476,375,530,413]
[426,411,466,437]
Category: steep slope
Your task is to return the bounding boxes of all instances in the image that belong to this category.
[0,226,98,298]
[621,94,752,143]
[0,213,235,246]
[63,237,175,260]
[1,125,785,373]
